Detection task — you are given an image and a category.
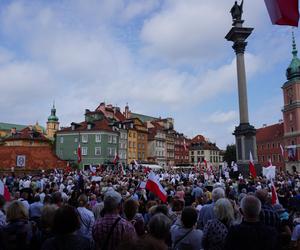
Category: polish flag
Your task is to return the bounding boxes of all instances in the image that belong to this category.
[271,181,279,205]
[0,180,10,201]
[143,166,151,174]
[280,144,284,157]
[249,152,257,178]
[119,162,126,175]
[90,165,96,176]
[145,172,167,203]
[203,159,208,169]
[77,144,82,163]
[264,0,299,27]
[113,152,119,165]
[268,158,272,167]
[183,139,187,151]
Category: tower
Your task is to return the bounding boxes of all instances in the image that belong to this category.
[282,32,300,172]
[46,103,59,139]
[225,1,259,175]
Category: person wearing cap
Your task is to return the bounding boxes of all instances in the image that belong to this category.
[92,190,136,250]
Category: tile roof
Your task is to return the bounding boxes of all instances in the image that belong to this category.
[191,135,206,143]
[0,122,27,131]
[129,112,158,123]
[0,146,67,170]
[256,123,284,143]
[58,118,116,133]
[5,127,49,142]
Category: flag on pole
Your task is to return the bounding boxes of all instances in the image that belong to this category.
[268,158,272,167]
[113,152,119,165]
[183,139,187,151]
[264,0,299,27]
[145,171,167,202]
[280,144,284,157]
[77,144,82,163]
[249,151,257,178]
[0,180,10,201]
[271,181,279,205]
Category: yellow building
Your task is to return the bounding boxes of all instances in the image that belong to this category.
[46,104,59,139]
[0,123,27,140]
[127,128,138,164]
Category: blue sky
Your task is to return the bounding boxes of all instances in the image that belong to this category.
[0,0,296,148]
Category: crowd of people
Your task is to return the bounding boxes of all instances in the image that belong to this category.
[0,165,300,250]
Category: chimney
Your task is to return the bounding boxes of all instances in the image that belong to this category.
[11,127,17,135]
[29,125,33,131]
[125,103,129,119]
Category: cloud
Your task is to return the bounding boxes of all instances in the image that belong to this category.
[208,111,238,124]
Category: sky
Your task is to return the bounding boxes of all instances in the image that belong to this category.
[0,0,297,149]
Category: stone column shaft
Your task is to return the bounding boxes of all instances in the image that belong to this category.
[236,52,249,124]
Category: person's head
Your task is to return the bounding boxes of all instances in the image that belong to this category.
[255,189,268,205]
[212,187,225,202]
[92,202,104,220]
[0,195,5,209]
[33,194,40,203]
[172,199,184,212]
[148,213,171,240]
[214,198,234,225]
[181,207,198,228]
[154,205,169,216]
[240,195,261,221]
[52,205,80,235]
[124,199,139,221]
[6,201,28,222]
[104,190,122,213]
[52,192,63,206]
[77,194,88,207]
[41,204,58,230]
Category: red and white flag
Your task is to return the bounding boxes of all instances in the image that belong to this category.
[268,158,272,167]
[113,152,119,165]
[145,171,167,203]
[271,181,279,205]
[0,180,10,201]
[264,0,299,27]
[203,159,208,169]
[249,151,257,178]
[183,139,187,151]
[119,162,126,175]
[280,144,284,157]
[77,144,82,163]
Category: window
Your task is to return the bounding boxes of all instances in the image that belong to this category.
[129,141,132,148]
[272,143,275,148]
[262,155,265,161]
[267,144,270,149]
[129,132,131,137]
[133,142,135,148]
[201,151,204,154]
[142,153,145,159]
[95,134,101,143]
[60,137,64,143]
[108,148,115,156]
[278,155,281,162]
[108,135,113,143]
[113,136,117,144]
[197,151,200,155]
[82,135,88,143]
[82,147,88,155]
[95,147,101,156]
[273,154,276,162]
[133,133,136,138]
[258,156,260,161]
[261,145,264,149]
[74,138,78,143]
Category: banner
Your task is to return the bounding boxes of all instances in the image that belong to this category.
[16,155,26,167]
[287,145,297,161]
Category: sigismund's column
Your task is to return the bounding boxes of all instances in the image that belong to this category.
[225,0,259,175]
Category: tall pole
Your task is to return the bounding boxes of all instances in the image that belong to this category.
[225,1,259,175]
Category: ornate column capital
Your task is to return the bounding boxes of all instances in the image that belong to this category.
[232,40,247,54]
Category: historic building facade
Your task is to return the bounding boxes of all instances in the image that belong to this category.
[189,135,223,169]
[56,109,119,167]
[256,123,284,169]
[256,35,300,172]
[174,132,190,165]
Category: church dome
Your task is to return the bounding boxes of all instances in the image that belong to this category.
[287,33,300,80]
[48,104,59,122]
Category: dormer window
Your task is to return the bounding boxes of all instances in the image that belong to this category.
[87,124,92,130]
[71,124,75,131]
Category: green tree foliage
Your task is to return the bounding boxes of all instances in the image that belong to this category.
[223,144,236,164]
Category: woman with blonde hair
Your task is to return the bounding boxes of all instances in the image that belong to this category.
[202,198,234,250]
[1,200,38,250]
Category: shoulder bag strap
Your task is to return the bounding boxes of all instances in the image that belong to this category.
[102,217,121,250]
[173,229,193,250]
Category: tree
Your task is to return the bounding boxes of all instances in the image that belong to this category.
[223,144,236,164]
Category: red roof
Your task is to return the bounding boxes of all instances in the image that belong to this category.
[256,123,284,143]
[0,146,67,170]
[5,127,49,142]
[59,119,116,133]
[191,135,206,144]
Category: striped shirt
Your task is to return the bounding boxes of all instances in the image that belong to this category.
[93,213,136,250]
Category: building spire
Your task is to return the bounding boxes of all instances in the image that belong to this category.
[52,99,55,109]
[292,30,298,58]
